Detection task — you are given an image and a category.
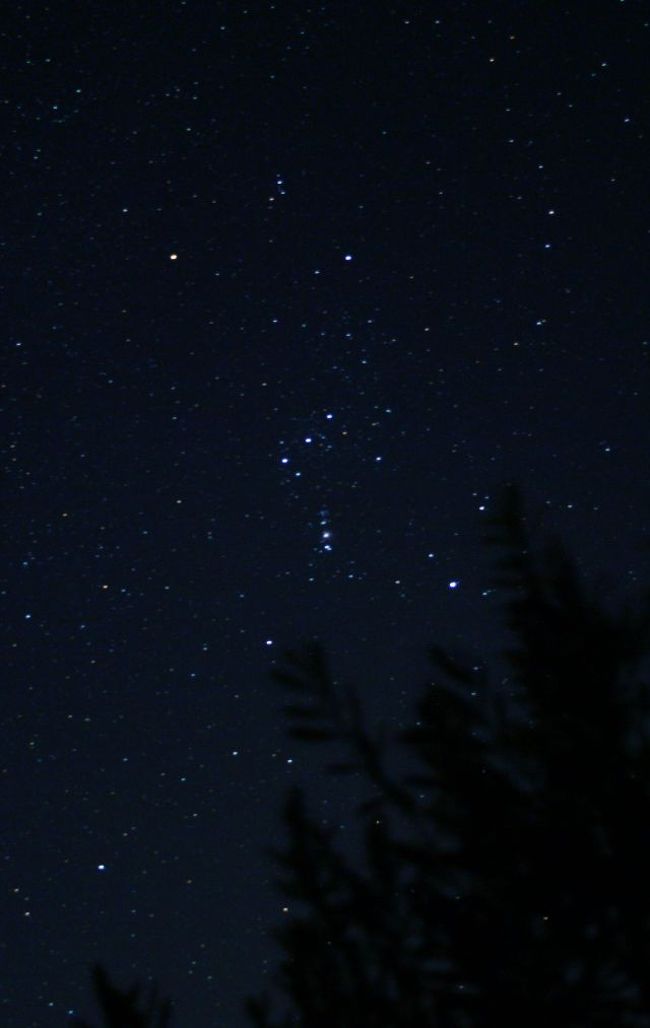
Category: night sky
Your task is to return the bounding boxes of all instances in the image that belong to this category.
[2,2,649,1025]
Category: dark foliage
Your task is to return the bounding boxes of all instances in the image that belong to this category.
[71,962,172,1028]
[246,483,650,1027]
[73,485,650,1026]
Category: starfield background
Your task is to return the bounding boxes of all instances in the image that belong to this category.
[1,2,648,1025]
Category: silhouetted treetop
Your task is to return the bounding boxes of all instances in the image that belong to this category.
[247,483,650,1027]
[71,485,650,1027]
[70,963,172,1028]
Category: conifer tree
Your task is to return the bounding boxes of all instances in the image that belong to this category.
[73,486,650,1026]
[246,484,650,1027]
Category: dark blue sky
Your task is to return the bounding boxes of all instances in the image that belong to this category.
[1,3,648,1025]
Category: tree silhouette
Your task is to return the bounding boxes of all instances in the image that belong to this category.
[71,963,172,1028]
[246,484,650,1027]
[72,485,650,1026]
